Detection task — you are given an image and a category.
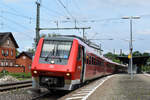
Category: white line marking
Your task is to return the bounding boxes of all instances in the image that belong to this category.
[72,93,88,96]
[65,75,114,100]
[81,89,92,91]
[65,96,84,100]
[144,73,150,77]
[82,75,114,100]
[76,91,90,93]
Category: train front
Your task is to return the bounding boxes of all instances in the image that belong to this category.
[31,37,79,91]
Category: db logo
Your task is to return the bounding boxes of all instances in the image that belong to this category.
[49,65,54,68]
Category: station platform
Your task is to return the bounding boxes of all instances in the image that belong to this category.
[60,74,150,100]
[88,74,150,100]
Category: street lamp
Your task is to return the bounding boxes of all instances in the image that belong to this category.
[122,16,140,79]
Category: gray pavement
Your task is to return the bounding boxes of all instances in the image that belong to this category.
[88,74,150,100]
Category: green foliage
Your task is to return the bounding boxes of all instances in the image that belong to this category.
[132,51,142,56]
[143,52,150,56]
[141,65,150,72]
[104,51,150,64]
[0,72,31,79]
[104,52,121,63]
[9,72,31,78]
[27,48,35,54]
[16,49,20,56]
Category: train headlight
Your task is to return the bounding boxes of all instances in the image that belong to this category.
[66,73,70,76]
[51,60,55,64]
[33,70,37,74]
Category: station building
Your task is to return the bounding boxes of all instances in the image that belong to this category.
[0,32,32,73]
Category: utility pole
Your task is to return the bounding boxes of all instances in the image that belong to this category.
[120,49,123,56]
[35,1,40,46]
[113,49,115,54]
[83,28,85,39]
[122,16,140,79]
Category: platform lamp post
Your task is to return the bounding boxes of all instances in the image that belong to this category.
[122,16,140,79]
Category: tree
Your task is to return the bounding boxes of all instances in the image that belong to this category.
[104,52,121,63]
[27,48,35,54]
[142,52,150,56]
[132,51,142,56]
[16,49,20,56]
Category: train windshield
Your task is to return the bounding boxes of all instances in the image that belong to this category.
[40,40,72,59]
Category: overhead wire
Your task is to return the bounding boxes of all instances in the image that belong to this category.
[0,16,34,39]
[1,10,35,20]
[56,0,75,20]
[41,4,66,17]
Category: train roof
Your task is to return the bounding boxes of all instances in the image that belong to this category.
[44,35,101,50]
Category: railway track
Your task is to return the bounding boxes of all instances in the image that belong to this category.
[0,80,32,92]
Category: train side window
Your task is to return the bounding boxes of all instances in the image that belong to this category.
[99,61,101,66]
[101,61,104,66]
[77,46,81,60]
[94,58,96,65]
[96,59,98,65]
[86,56,89,64]
[92,57,94,64]
[89,56,91,64]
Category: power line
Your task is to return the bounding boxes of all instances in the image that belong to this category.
[56,0,76,20]
[3,10,35,19]
[0,3,19,14]
[1,23,34,40]
[41,5,65,17]
[0,15,33,31]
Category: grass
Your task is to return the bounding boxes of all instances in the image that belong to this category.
[0,71,31,80]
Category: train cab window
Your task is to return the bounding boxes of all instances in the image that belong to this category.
[40,40,72,59]
[77,46,81,60]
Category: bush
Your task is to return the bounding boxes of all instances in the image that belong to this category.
[8,73,31,78]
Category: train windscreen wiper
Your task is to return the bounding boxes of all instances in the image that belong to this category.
[55,44,62,62]
[45,46,55,61]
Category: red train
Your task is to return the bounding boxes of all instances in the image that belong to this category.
[31,35,126,91]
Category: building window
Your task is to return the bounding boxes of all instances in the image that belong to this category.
[23,56,26,59]
[6,62,8,66]
[29,65,31,69]
[2,50,4,55]
[6,50,9,56]
[10,62,13,66]
[1,62,4,66]
[11,50,13,56]
[7,40,10,45]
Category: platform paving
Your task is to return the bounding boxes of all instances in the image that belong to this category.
[88,74,150,100]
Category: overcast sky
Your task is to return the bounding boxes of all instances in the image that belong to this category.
[0,0,150,54]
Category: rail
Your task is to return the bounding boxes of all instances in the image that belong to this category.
[0,80,32,92]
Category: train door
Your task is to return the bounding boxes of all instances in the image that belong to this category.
[80,46,86,83]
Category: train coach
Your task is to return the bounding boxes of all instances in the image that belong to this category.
[31,35,126,91]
